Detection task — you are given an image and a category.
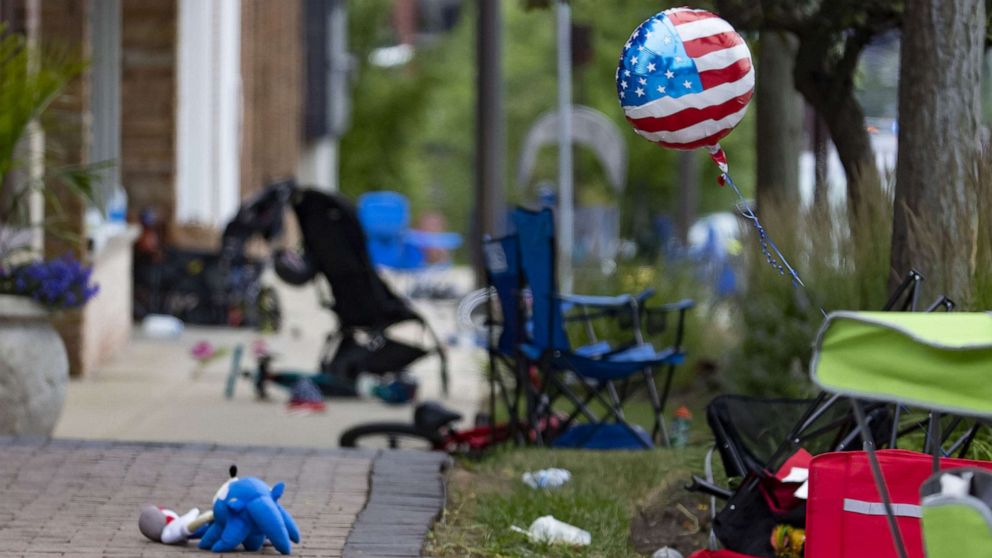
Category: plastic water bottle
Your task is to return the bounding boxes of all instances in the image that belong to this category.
[672,405,693,448]
[522,468,571,489]
[142,314,184,338]
[107,184,128,224]
[512,516,591,546]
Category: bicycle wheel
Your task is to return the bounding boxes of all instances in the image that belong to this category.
[339,423,441,451]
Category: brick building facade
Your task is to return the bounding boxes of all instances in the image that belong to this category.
[1,0,314,376]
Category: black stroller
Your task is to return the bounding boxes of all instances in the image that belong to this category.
[223,179,449,399]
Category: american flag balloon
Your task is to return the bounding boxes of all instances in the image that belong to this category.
[617,8,753,172]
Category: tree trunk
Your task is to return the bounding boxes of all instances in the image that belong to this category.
[755,31,803,214]
[812,112,829,207]
[793,32,882,230]
[676,151,698,245]
[891,0,985,298]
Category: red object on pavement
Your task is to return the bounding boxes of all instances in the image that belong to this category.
[287,400,327,413]
[805,449,992,558]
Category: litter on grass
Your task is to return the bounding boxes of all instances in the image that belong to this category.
[522,468,571,489]
[511,515,591,546]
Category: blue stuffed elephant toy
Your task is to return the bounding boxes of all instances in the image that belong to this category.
[198,475,301,554]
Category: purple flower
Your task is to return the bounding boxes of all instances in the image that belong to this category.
[190,340,216,361]
[0,254,99,310]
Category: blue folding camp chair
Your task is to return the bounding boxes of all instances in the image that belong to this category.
[481,234,530,443]
[482,231,663,447]
[357,191,462,270]
[511,207,694,449]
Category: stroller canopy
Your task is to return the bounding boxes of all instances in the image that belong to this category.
[292,189,421,330]
[811,311,992,417]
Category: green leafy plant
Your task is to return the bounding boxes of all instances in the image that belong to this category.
[0,24,93,263]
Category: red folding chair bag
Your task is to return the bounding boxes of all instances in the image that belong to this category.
[805,449,992,558]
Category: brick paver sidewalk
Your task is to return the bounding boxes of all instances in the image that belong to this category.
[0,438,447,557]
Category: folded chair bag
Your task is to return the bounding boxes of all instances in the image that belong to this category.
[920,468,992,558]
[804,449,992,558]
[811,312,992,416]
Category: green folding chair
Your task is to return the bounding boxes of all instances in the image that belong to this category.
[919,467,992,558]
[811,311,992,558]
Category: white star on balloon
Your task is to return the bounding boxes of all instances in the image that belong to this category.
[638,78,646,85]
[665,69,675,79]
[635,87,645,97]
[647,63,656,72]
[657,85,666,94]
[683,80,692,88]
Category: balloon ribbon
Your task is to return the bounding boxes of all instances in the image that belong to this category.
[706,144,807,289]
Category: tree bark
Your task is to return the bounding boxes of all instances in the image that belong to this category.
[891,0,985,298]
[676,151,698,245]
[812,112,829,207]
[793,31,882,224]
[756,31,803,213]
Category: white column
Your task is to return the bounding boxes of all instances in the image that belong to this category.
[176,0,241,227]
[297,138,338,191]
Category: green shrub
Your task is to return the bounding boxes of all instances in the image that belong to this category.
[724,179,893,397]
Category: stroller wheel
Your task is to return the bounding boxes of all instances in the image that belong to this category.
[339,423,441,451]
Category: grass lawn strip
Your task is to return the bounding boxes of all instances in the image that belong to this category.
[426,446,709,557]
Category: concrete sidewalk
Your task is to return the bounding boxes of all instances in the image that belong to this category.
[53,269,485,449]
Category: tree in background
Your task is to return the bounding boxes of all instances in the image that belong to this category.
[714,0,901,231]
[891,0,989,299]
[340,1,757,254]
[754,31,803,214]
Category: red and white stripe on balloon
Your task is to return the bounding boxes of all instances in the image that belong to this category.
[616,7,754,152]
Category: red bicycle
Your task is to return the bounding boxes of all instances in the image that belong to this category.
[338,402,507,454]
[338,401,559,455]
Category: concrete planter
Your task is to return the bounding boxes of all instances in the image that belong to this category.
[0,294,69,435]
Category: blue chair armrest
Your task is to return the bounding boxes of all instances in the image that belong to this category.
[405,230,463,250]
[558,288,655,309]
[650,298,696,312]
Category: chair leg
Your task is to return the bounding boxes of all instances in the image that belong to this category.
[851,399,909,558]
[642,367,667,447]
[561,387,601,430]
[605,382,625,420]
[565,383,653,450]
[655,365,677,446]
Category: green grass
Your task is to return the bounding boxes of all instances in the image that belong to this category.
[425,446,707,557]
